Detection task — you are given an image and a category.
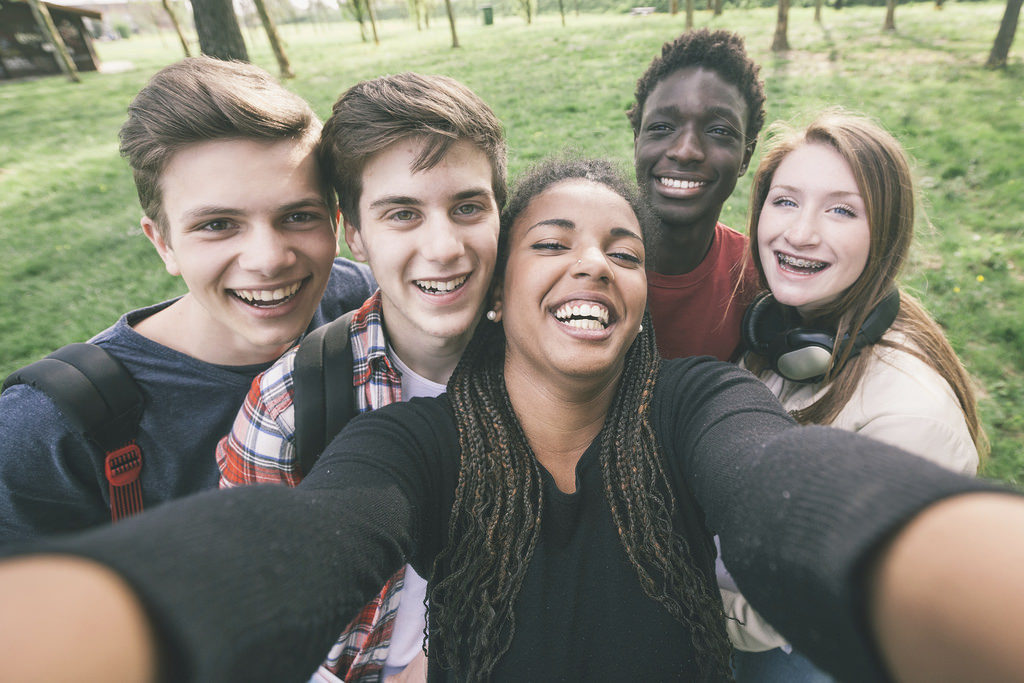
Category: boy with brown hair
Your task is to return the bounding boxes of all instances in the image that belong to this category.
[217,72,506,682]
[0,57,374,541]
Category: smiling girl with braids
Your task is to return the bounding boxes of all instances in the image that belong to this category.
[430,158,733,680]
[0,158,1014,683]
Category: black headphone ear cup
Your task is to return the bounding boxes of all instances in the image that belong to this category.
[741,292,776,355]
[771,330,835,383]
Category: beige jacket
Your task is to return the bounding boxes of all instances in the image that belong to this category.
[723,333,979,651]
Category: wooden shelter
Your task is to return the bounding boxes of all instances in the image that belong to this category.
[0,0,102,80]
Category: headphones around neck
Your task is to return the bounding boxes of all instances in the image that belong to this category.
[741,288,901,384]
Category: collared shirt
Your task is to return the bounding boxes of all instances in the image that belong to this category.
[216,290,406,681]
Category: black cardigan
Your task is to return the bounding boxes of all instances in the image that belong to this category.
[29,357,997,682]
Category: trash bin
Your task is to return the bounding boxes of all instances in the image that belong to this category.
[482,5,493,24]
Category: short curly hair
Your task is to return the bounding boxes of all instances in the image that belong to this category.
[627,29,766,145]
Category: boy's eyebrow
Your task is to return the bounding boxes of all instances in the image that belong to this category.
[182,206,246,220]
[646,104,743,125]
[368,186,494,210]
[181,196,326,221]
[369,195,423,210]
[450,187,494,201]
[277,197,329,212]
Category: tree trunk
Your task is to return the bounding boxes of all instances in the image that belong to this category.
[366,0,380,44]
[884,0,896,31]
[558,0,566,25]
[252,0,294,77]
[670,0,678,15]
[713,0,723,16]
[772,0,790,51]
[443,0,460,46]
[987,0,1022,67]
[25,0,80,82]
[161,0,191,56]
[411,0,422,30]
[341,0,369,42]
[191,0,248,61]
[685,0,693,27]
[814,0,822,22]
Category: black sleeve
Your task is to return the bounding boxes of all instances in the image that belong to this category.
[10,397,459,683]
[654,357,1004,681]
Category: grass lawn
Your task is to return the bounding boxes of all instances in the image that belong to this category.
[0,1,1021,479]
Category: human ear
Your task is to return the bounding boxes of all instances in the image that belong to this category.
[343,216,368,262]
[488,277,504,322]
[739,139,758,177]
[141,217,180,277]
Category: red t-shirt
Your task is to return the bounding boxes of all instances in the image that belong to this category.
[647,223,760,362]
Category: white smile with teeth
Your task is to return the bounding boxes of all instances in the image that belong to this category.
[659,177,707,190]
[233,281,302,307]
[777,252,828,272]
[416,274,468,294]
[554,302,610,330]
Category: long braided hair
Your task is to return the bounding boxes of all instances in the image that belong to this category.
[428,157,734,680]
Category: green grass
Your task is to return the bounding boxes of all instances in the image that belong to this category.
[1,1,1021,479]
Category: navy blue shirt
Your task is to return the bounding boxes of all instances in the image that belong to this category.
[0,257,374,542]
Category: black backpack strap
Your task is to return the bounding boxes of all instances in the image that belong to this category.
[2,343,146,521]
[293,310,357,477]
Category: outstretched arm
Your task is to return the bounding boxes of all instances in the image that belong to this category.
[2,492,1024,682]
[0,398,456,682]
[0,554,157,682]
[869,492,1024,682]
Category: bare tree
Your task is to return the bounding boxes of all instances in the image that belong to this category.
[191,0,249,60]
[772,0,790,51]
[366,0,380,44]
[339,0,369,42]
[814,0,822,23]
[252,0,294,77]
[442,0,459,46]
[884,0,896,31]
[685,0,693,28]
[670,0,678,15]
[987,0,1022,67]
[557,0,566,26]
[713,0,723,17]
[408,0,424,30]
[25,0,79,82]
[161,0,192,56]
[516,0,534,24]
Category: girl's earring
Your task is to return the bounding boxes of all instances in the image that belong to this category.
[638,324,643,333]
[486,310,498,322]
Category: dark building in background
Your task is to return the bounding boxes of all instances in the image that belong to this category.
[0,0,102,79]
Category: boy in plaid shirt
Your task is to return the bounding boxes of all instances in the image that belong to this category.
[217,72,507,682]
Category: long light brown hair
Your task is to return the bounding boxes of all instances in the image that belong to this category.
[746,110,988,457]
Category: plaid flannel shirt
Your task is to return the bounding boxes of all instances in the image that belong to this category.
[216,290,406,681]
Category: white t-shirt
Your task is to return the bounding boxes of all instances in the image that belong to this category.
[311,349,446,683]
[383,348,445,677]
